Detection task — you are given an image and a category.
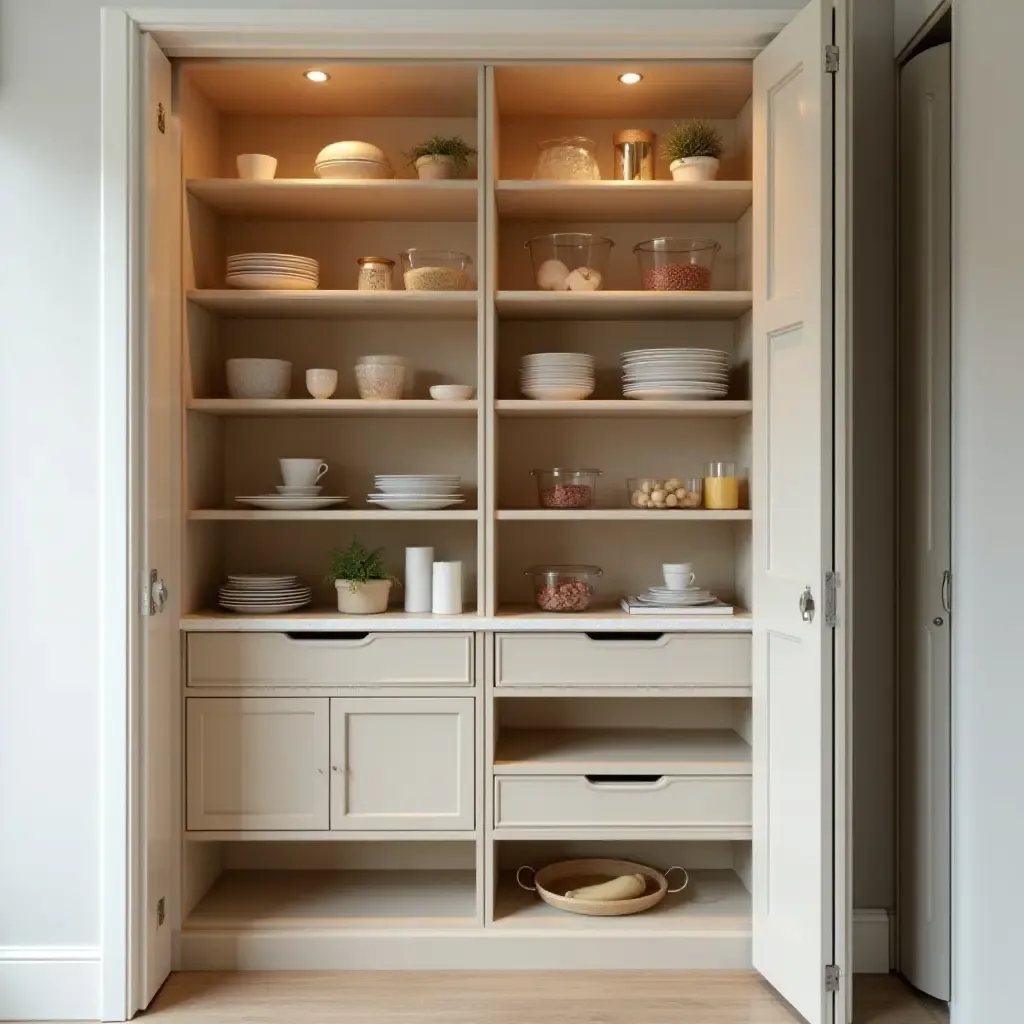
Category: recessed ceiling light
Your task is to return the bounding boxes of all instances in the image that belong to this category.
[618,72,643,85]
[304,70,330,83]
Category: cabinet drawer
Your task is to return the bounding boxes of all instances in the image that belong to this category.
[188,631,474,688]
[494,775,751,830]
[495,632,750,689]
[186,698,330,831]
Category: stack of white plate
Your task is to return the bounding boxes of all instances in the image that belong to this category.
[218,574,312,614]
[520,353,595,401]
[226,253,320,291]
[621,347,730,401]
[368,475,465,511]
[634,585,718,607]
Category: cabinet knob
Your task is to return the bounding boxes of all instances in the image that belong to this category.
[332,765,342,773]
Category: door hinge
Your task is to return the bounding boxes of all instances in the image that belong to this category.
[825,964,841,993]
[156,897,166,927]
[824,44,840,74]
[824,571,839,628]
[157,102,166,134]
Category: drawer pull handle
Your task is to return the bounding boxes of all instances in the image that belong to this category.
[584,774,666,787]
[285,631,370,642]
[584,632,665,643]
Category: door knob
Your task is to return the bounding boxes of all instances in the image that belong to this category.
[933,617,945,627]
[799,586,815,623]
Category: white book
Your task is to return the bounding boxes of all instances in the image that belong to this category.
[620,597,735,616]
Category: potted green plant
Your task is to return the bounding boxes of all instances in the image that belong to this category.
[326,538,397,614]
[407,135,477,180]
[663,120,725,182]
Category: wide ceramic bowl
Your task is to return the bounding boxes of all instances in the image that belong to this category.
[226,358,292,399]
[314,158,394,180]
[315,140,387,164]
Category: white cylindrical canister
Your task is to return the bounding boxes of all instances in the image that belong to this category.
[404,547,434,613]
[431,561,463,615]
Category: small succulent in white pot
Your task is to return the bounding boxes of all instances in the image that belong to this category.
[326,538,398,614]
[663,120,725,182]
[408,135,477,180]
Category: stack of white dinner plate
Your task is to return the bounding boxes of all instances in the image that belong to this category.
[226,253,320,291]
[634,584,719,608]
[621,347,730,401]
[218,574,312,614]
[520,352,595,401]
[368,475,465,511]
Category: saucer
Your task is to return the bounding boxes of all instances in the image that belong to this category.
[277,485,322,496]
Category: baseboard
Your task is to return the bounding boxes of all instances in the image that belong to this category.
[0,946,101,1020]
[852,909,894,974]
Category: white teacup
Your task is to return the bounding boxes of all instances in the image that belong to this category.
[306,368,338,399]
[663,562,696,590]
[236,153,278,180]
[280,458,328,488]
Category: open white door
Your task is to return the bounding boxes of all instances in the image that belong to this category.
[751,2,837,1022]
[137,32,179,1010]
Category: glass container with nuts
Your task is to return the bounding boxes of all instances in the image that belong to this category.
[628,477,703,510]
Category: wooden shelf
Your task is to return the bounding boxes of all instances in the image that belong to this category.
[496,181,753,223]
[493,606,753,632]
[496,400,751,418]
[496,509,752,521]
[188,399,478,417]
[492,869,751,933]
[189,509,478,522]
[496,291,753,322]
[185,870,477,930]
[187,290,479,319]
[187,178,478,221]
[494,728,752,776]
[182,609,481,632]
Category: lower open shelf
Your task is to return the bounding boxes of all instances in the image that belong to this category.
[186,869,478,930]
[493,868,751,933]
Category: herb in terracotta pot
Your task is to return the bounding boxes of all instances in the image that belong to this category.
[326,538,398,614]
[408,135,477,180]
[663,120,725,182]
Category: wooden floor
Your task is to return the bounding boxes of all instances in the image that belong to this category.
[126,971,949,1024]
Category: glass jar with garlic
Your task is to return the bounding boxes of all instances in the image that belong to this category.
[628,477,703,510]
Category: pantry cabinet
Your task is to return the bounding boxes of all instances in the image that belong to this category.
[127,2,867,1021]
[186,697,330,830]
[329,697,475,830]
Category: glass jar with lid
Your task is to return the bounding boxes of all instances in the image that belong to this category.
[532,137,601,182]
[357,256,395,291]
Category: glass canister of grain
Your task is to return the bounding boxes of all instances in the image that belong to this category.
[357,256,395,291]
[613,129,656,181]
[704,461,741,510]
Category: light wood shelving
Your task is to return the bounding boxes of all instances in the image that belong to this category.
[493,728,752,775]
[188,399,478,417]
[496,509,751,521]
[187,290,479,319]
[495,291,753,321]
[496,400,752,418]
[496,180,753,223]
[189,509,478,521]
[187,178,478,221]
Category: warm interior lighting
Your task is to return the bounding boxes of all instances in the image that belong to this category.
[304,70,330,83]
[617,72,643,85]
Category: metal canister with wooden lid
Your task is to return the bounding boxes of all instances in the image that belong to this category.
[613,129,656,181]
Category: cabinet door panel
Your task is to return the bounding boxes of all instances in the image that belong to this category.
[330,698,474,830]
[186,698,329,830]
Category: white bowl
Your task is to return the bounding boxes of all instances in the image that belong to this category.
[226,358,292,399]
[236,153,278,180]
[522,385,594,401]
[316,141,387,163]
[430,385,476,401]
[315,159,393,180]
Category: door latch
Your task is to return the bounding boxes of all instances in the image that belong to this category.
[799,586,815,623]
[144,569,169,616]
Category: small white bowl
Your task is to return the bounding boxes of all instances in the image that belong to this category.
[430,385,476,401]
[306,368,338,399]
[226,358,292,399]
[236,153,278,180]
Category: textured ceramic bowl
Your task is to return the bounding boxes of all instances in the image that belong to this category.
[315,140,387,164]
[226,358,292,399]
[355,362,406,400]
